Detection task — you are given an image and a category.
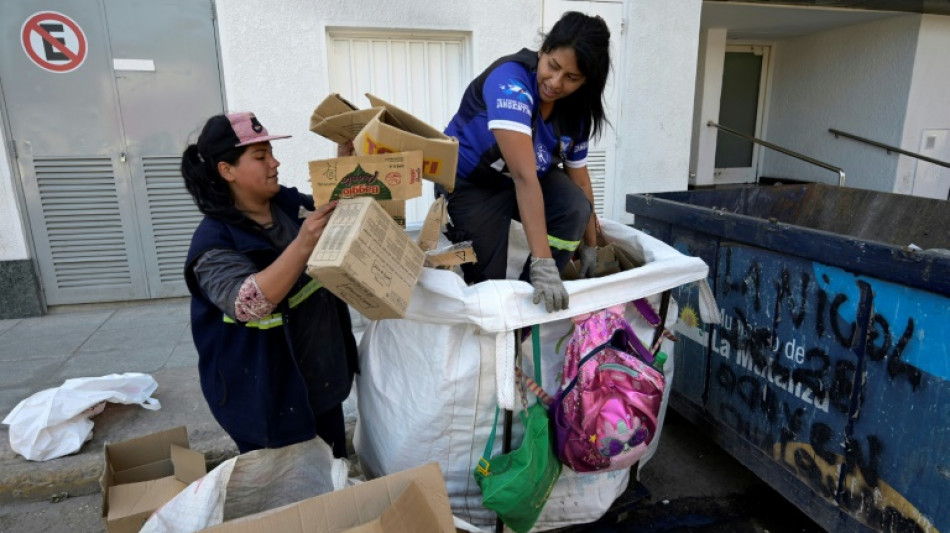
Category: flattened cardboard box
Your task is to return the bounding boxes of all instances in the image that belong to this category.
[308,151,423,206]
[200,462,455,533]
[417,196,476,268]
[100,426,207,533]
[306,197,424,320]
[310,92,458,192]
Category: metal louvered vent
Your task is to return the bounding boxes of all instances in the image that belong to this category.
[143,156,202,284]
[34,157,132,289]
[587,150,607,216]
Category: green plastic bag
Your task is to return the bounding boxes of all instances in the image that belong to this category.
[474,325,562,533]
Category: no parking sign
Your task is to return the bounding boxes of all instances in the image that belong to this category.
[20,11,87,73]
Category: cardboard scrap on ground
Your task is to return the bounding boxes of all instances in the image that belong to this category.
[201,462,456,533]
[100,426,207,533]
[306,197,425,320]
[309,92,458,192]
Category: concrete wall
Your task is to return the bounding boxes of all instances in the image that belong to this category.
[690,28,727,188]
[761,15,920,191]
[214,0,539,194]
[611,0,702,223]
[0,120,42,317]
[0,119,27,262]
[897,14,950,198]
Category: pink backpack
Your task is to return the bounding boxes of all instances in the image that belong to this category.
[550,300,670,473]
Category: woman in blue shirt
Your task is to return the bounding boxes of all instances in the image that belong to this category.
[437,12,611,312]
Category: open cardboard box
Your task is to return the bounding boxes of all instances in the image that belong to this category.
[200,462,456,533]
[306,196,425,320]
[100,426,207,533]
[310,93,458,192]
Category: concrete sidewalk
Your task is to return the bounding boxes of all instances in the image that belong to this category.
[0,298,239,504]
[0,298,792,531]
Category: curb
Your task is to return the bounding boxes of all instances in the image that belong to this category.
[0,367,238,505]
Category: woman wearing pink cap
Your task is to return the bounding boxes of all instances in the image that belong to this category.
[181,112,357,456]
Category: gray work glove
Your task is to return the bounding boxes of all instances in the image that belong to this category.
[530,257,569,312]
[577,243,598,279]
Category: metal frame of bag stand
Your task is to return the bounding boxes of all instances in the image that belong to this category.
[492,291,673,533]
[496,332,520,533]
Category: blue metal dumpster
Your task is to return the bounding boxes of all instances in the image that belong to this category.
[626,184,949,533]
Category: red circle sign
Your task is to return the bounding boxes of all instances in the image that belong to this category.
[20,11,87,73]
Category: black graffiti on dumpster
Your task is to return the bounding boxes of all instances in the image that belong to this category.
[710,250,927,464]
[715,364,927,532]
[711,250,929,531]
[718,249,922,401]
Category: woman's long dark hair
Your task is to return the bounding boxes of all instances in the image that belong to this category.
[542,11,611,141]
[181,115,260,232]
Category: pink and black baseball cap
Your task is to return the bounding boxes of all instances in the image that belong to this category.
[205,112,291,156]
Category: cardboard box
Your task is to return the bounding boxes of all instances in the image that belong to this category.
[311,92,359,122]
[416,196,476,268]
[310,107,382,146]
[379,199,407,229]
[308,151,423,206]
[358,94,457,192]
[310,93,458,192]
[562,242,644,280]
[100,426,207,533]
[306,197,425,320]
[200,463,455,533]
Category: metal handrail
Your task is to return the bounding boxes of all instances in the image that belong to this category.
[829,128,950,169]
[708,121,846,187]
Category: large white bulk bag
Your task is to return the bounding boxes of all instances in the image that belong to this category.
[355,219,708,530]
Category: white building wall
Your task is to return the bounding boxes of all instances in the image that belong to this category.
[214,0,539,194]
[610,0,702,223]
[0,121,27,261]
[897,14,950,198]
[760,15,920,191]
[3,0,702,259]
[689,28,727,188]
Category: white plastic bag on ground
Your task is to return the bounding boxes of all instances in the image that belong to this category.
[355,219,704,530]
[141,437,349,533]
[2,372,161,461]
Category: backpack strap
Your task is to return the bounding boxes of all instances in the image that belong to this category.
[557,337,617,401]
[476,405,502,477]
[517,325,553,406]
[631,296,678,354]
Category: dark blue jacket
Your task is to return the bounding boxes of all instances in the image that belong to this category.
[184,186,357,447]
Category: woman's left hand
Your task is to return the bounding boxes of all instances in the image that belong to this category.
[296,201,337,250]
[337,141,355,157]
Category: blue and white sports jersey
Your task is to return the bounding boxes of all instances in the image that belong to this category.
[445,49,588,185]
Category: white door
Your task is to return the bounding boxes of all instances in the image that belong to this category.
[326,29,470,227]
[714,44,770,184]
[543,0,622,218]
